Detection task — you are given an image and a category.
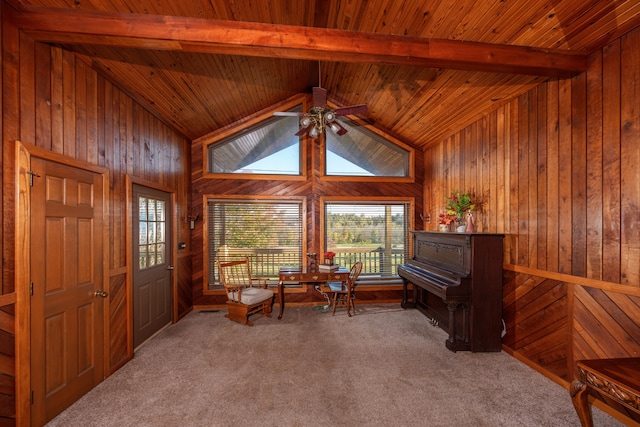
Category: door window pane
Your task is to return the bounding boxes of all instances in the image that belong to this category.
[138,195,166,270]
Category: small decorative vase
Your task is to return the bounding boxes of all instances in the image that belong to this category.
[438,224,449,232]
[466,212,475,233]
[456,225,467,233]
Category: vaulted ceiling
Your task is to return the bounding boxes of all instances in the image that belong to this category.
[9,0,640,150]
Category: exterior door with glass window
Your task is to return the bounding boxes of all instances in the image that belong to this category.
[132,184,172,349]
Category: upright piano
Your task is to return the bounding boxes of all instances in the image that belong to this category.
[398,231,504,352]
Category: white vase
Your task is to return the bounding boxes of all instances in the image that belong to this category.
[456,225,467,233]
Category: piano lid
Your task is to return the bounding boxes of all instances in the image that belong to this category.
[410,231,472,277]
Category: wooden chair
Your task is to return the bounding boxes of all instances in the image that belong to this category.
[328,261,363,317]
[217,257,274,326]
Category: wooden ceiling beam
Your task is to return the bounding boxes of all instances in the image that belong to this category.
[14,4,587,77]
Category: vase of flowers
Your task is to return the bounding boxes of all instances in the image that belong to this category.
[324,251,336,265]
[445,190,475,232]
[436,211,456,232]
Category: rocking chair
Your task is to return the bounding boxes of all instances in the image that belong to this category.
[217,257,274,326]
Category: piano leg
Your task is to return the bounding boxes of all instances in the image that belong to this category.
[463,305,469,344]
[446,303,458,349]
[445,300,471,352]
[400,279,416,309]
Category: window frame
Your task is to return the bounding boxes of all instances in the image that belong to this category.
[200,96,309,182]
[320,196,414,286]
[202,194,307,295]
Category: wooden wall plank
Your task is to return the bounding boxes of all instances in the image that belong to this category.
[87,62,99,166]
[75,59,87,161]
[586,51,604,280]
[508,98,519,265]
[34,42,51,151]
[571,72,587,277]
[601,40,621,284]
[62,49,76,158]
[545,79,560,273]
[517,93,529,266]
[50,47,64,154]
[19,33,35,149]
[536,84,547,271]
[527,88,538,269]
[495,106,506,234]
[557,78,572,275]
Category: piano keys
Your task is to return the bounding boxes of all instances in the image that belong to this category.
[398,231,504,352]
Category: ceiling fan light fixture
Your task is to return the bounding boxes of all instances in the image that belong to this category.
[324,110,336,123]
[300,116,312,127]
[329,122,341,133]
[309,125,320,138]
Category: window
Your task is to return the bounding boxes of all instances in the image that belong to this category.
[323,200,411,283]
[206,198,304,289]
[325,119,411,177]
[138,196,166,269]
[208,105,303,176]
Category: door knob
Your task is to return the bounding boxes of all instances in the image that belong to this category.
[166,265,175,270]
[94,290,108,298]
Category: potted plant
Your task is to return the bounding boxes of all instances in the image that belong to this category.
[445,190,475,232]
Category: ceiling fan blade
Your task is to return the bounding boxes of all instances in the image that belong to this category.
[273,112,303,117]
[335,104,368,116]
[312,87,327,108]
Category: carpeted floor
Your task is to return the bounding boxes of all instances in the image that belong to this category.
[46,304,623,427]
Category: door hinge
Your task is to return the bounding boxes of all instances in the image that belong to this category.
[31,390,34,405]
[26,170,41,187]
[30,282,33,296]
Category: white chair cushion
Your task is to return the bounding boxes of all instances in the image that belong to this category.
[228,287,273,305]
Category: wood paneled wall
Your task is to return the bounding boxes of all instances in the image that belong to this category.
[425,26,640,382]
[190,118,424,308]
[0,6,192,424]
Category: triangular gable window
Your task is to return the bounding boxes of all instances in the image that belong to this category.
[208,104,302,176]
[325,118,411,177]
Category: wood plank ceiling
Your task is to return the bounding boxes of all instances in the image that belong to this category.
[9,0,640,150]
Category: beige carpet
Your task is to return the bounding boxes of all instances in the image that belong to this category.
[46,304,623,427]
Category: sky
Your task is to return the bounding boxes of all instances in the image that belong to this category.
[243,144,371,175]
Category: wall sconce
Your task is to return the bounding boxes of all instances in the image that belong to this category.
[186,214,199,230]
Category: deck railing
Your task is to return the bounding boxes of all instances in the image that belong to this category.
[213,247,405,283]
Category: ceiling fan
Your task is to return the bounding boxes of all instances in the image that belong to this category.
[274,66,368,138]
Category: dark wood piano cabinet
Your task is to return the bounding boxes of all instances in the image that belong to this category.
[398,231,504,352]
